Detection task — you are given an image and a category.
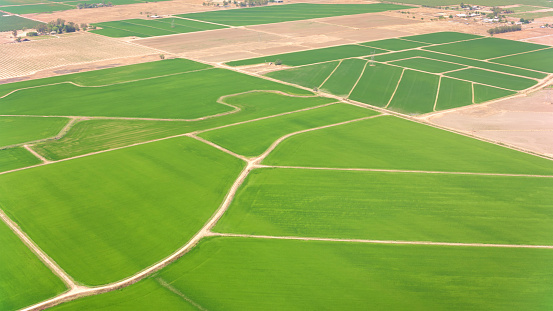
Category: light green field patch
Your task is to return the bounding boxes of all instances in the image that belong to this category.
[348,63,403,107]
[263,115,553,174]
[32,92,328,160]
[360,38,429,50]
[0,137,244,285]
[390,57,466,73]
[425,37,548,60]
[445,68,538,91]
[0,116,68,147]
[492,48,553,73]
[473,84,516,104]
[401,31,483,44]
[199,103,376,157]
[387,69,439,114]
[0,14,42,32]
[51,279,197,311]
[0,2,73,13]
[0,221,67,311]
[435,77,473,110]
[159,237,553,311]
[227,45,384,67]
[320,58,367,96]
[0,147,40,173]
[265,61,339,90]
[0,69,310,119]
[217,168,553,244]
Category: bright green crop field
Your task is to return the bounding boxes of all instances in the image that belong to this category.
[360,38,429,51]
[493,48,553,73]
[0,147,41,173]
[263,116,553,174]
[199,103,375,157]
[217,168,553,244]
[178,3,410,26]
[445,68,538,91]
[387,69,439,114]
[473,84,516,103]
[435,77,473,110]
[348,63,403,107]
[320,58,366,96]
[389,57,466,73]
[401,31,483,44]
[265,61,339,90]
[0,221,67,311]
[0,116,68,147]
[152,237,553,310]
[0,137,244,285]
[91,18,226,38]
[0,3,74,14]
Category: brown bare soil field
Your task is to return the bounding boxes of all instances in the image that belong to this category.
[0,32,156,80]
[248,20,352,37]
[427,90,553,157]
[25,0,212,24]
[316,13,420,28]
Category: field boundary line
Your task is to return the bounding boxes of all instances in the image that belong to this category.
[347,59,369,98]
[385,68,404,108]
[255,165,553,178]
[121,20,180,34]
[209,232,553,249]
[188,134,249,161]
[170,16,233,28]
[486,46,553,61]
[0,116,78,150]
[0,208,82,291]
[432,76,441,112]
[23,144,50,163]
[471,82,475,104]
[156,278,209,311]
[318,59,342,89]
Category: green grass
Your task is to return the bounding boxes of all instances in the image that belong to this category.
[91,18,226,38]
[0,0,43,5]
[0,14,43,32]
[511,10,553,19]
[91,20,173,37]
[157,237,553,310]
[265,61,339,89]
[0,3,74,14]
[473,84,516,104]
[217,168,553,244]
[263,115,553,174]
[445,68,538,91]
[348,63,403,107]
[0,116,68,147]
[0,147,41,173]
[435,77,473,110]
[0,68,311,119]
[177,3,411,26]
[390,57,466,73]
[424,37,549,60]
[0,221,67,311]
[32,92,329,160]
[375,49,547,79]
[506,5,544,12]
[360,38,429,50]
[0,137,244,285]
[320,58,366,96]
[492,48,553,73]
[199,104,376,157]
[401,31,483,44]
[227,45,385,67]
[51,279,197,310]
[383,0,553,8]
[387,69,439,114]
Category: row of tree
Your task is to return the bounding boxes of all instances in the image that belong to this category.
[487,24,521,35]
[76,1,113,9]
[35,19,88,34]
[203,0,270,7]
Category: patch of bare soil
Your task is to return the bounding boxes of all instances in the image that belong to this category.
[427,89,553,157]
[316,13,421,28]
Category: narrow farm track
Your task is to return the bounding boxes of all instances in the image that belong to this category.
[23,145,50,163]
[209,232,553,249]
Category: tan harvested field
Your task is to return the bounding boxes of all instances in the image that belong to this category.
[316,13,420,28]
[0,33,156,80]
[496,27,553,46]
[426,90,553,157]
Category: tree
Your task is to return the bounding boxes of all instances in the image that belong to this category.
[12,30,17,38]
[275,59,282,65]
[81,23,88,30]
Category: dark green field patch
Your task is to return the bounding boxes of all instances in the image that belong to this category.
[0,147,40,173]
[320,58,366,96]
[360,38,429,50]
[0,116,68,147]
[0,14,43,32]
[445,68,538,91]
[492,48,553,73]
[390,57,466,73]
[265,61,339,89]
[348,63,403,107]
[387,69,439,114]
[435,77,473,110]
[401,31,483,44]
[0,2,73,14]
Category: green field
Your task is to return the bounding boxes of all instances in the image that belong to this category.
[445,68,538,91]
[227,45,383,67]
[177,3,410,26]
[320,58,366,96]
[0,137,244,285]
[0,0,43,5]
[0,68,310,119]
[0,147,41,173]
[0,116,68,147]
[0,221,67,311]
[389,57,466,73]
[386,0,553,8]
[263,116,553,174]
[401,31,483,44]
[198,104,375,157]
[0,14,43,32]
[473,84,516,104]
[348,63,404,107]
[91,18,226,38]
[151,237,553,310]
[216,168,553,244]
[387,69,439,114]
[435,77,473,110]
[424,37,549,60]
[492,48,553,73]
[31,92,329,160]
[512,10,553,19]
[360,38,429,50]
[265,61,339,90]
[0,3,74,14]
